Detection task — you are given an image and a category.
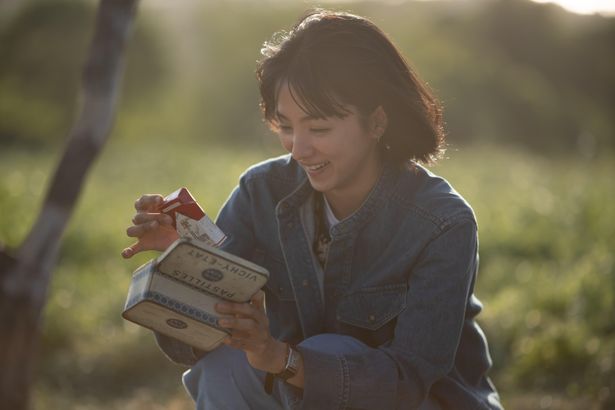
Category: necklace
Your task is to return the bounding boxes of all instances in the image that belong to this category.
[312,192,331,268]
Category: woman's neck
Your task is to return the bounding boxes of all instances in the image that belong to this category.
[324,161,383,220]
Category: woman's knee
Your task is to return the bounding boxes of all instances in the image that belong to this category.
[182,345,283,410]
[182,345,243,398]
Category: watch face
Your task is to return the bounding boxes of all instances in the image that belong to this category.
[287,347,300,371]
[277,346,300,380]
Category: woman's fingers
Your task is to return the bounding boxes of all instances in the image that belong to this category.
[134,194,164,212]
[221,325,270,351]
[126,213,173,238]
[126,220,159,238]
[251,290,266,313]
[215,292,266,315]
[218,317,259,332]
[216,297,277,359]
[132,212,173,226]
[121,242,144,259]
[216,301,263,320]
[122,193,179,259]
[216,298,270,349]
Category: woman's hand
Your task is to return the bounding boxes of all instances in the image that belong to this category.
[121,194,179,258]
[216,290,288,374]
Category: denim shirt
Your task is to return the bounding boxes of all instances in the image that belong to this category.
[155,154,502,410]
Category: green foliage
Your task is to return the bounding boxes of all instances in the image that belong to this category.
[1,0,613,154]
[436,148,615,405]
[0,0,169,146]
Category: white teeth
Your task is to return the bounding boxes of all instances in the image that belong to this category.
[306,162,329,171]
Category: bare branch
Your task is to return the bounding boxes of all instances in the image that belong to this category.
[0,1,140,408]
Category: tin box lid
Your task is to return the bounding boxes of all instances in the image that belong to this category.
[154,238,269,302]
[158,238,268,276]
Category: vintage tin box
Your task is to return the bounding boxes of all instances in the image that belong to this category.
[122,238,269,351]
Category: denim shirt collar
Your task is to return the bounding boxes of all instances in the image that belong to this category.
[274,160,400,337]
[276,161,399,238]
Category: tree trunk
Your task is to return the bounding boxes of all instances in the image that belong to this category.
[0,1,139,408]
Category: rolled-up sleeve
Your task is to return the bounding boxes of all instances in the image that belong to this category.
[295,218,479,409]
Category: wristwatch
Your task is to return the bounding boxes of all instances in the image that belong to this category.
[275,344,300,381]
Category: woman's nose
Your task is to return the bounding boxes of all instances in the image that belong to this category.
[290,132,313,160]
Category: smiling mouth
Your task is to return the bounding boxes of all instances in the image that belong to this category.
[304,161,330,172]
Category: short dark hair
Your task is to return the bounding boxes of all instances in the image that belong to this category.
[256,9,445,165]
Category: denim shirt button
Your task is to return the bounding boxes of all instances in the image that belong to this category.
[368,314,376,322]
[278,286,285,293]
[302,279,309,287]
[287,222,294,229]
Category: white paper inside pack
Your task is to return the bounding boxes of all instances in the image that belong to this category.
[175,212,226,248]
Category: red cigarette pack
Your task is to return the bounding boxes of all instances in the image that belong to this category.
[158,187,205,228]
[158,187,226,247]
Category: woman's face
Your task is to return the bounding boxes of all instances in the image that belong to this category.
[275,84,383,208]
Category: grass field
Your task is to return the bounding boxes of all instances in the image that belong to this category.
[1,141,613,409]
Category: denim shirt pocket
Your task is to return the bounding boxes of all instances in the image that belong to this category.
[337,283,407,330]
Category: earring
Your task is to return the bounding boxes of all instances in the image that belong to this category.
[377,133,390,150]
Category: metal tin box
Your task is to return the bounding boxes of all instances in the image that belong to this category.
[122,238,269,351]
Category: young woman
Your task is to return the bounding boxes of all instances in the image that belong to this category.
[123,9,503,410]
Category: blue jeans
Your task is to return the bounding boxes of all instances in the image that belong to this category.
[182,334,442,410]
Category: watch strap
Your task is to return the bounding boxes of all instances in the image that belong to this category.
[264,344,300,394]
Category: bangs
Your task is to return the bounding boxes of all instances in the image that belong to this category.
[282,56,351,120]
[260,47,354,125]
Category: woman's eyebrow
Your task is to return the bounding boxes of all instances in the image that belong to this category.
[275,111,323,122]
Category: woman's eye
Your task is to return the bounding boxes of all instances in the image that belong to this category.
[310,128,331,134]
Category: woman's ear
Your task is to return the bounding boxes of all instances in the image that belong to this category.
[369,106,388,141]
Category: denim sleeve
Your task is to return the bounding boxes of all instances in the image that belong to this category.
[296,218,479,409]
[153,175,257,365]
[215,174,259,259]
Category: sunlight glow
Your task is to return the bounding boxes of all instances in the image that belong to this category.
[531,0,615,15]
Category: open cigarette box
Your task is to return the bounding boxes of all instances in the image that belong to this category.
[158,187,226,247]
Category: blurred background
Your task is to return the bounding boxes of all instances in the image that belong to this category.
[0,0,613,409]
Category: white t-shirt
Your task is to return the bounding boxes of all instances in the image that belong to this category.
[322,195,341,228]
